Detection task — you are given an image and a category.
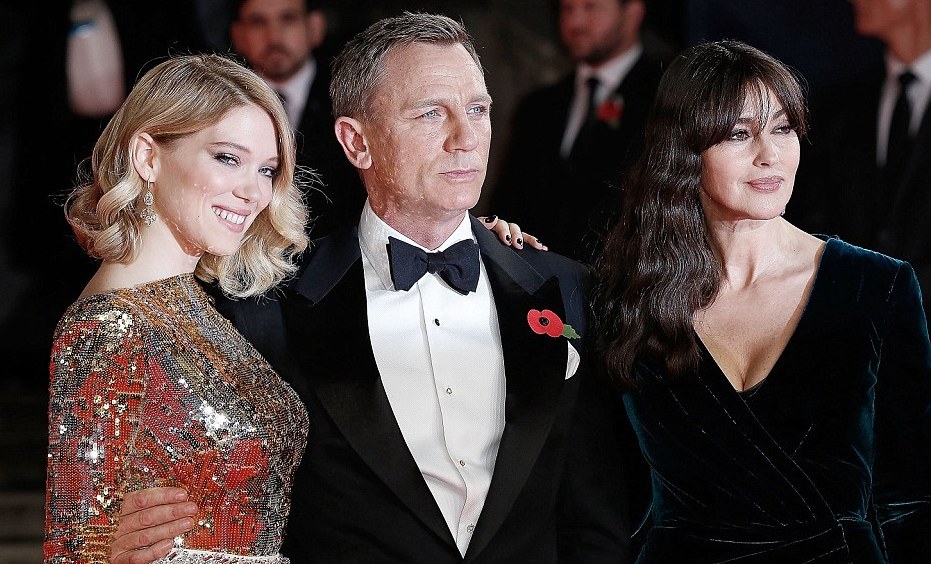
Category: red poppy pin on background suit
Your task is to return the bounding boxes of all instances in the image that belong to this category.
[527,309,580,339]
[597,95,624,128]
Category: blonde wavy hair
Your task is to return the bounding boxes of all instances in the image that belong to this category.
[66,53,309,298]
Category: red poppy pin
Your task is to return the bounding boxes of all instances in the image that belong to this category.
[527,309,580,339]
[597,95,624,128]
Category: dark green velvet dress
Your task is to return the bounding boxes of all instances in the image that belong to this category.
[625,238,931,563]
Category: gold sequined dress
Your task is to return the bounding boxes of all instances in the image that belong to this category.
[45,274,308,564]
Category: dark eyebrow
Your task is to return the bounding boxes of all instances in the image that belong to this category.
[735,107,788,125]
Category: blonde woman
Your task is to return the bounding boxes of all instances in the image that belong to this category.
[45,53,309,563]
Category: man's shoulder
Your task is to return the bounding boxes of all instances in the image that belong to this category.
[304,223,361,265]
[493,244,593,299]
[276,223,363,302]
[515,245,590,277]
[208,282,287,320]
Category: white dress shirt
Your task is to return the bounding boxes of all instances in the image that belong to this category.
[877,49,931,166]
[267,57,316,125]
[560,43,643,157]
[358,202,506,556]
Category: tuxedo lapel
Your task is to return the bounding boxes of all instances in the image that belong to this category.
[465,218,572,559]
[286,225,455,548]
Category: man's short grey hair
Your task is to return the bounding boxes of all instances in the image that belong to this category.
[330,11,483,119]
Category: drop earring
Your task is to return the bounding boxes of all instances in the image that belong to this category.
[140,176,157,225]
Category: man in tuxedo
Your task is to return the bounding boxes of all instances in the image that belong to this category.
[795,0,931,318]
[491,0,666,264]
[108,12,632,564]
[231,0,366,237]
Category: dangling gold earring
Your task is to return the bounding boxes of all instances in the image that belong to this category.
[140,176,157,225]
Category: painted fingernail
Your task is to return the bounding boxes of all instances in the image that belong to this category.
[505,234,511,242]
[516,238,523,246]
[484,215,497,223]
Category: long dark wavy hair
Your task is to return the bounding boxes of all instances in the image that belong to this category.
[592,40,808,387]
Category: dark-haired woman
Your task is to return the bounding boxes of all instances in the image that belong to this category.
[594,39,931,562]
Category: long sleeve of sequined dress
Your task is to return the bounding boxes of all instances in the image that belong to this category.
[44,275,308,564]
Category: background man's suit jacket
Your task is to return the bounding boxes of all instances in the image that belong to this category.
[492,53,665,264]
[290,60,367,238]
[215,216,633,563]
[795,68,931,319]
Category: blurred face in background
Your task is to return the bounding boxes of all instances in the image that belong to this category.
[231,0,325,82]
[849,0,912,41]
[559,0,643,66]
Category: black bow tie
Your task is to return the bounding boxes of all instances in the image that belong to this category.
[387,237,480,295]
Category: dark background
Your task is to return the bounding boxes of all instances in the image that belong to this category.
[0,1,882,560]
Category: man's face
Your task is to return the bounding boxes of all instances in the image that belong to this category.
[231,0,322,82]
[360,42,492,236]
[559,0,637,65]
[850,0,912,41]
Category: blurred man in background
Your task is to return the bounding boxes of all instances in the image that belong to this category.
[491,0,668,264]
[231,0,365,236]
[798,0,931,321]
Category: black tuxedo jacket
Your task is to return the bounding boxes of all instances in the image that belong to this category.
[491,53,665,264]
[796,68,931,317]
[291,60,366,238]
[217,216,632,563]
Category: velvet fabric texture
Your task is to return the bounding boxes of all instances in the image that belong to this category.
[625,238,931,563]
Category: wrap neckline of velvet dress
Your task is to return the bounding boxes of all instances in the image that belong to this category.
[695,237,827,398]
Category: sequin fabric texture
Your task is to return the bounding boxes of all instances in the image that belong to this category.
[45,275,308,563]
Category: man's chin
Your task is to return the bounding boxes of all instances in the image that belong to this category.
[563,44,591,61]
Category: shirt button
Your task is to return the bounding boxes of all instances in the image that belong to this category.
[459,459,466,467]
[434,318,440,326]
[466,523,475,533]
[445,387,453,395]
